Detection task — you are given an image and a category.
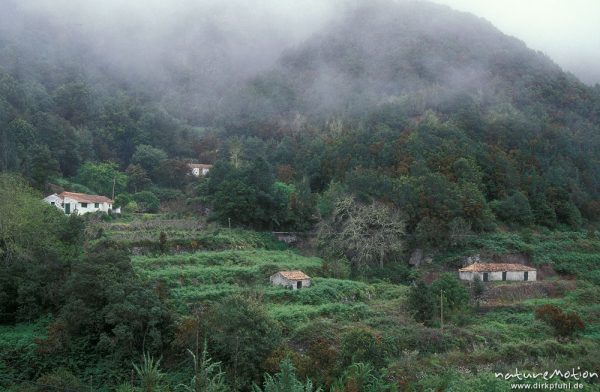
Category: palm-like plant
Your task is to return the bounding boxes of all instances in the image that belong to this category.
[253,358,321,392]
[177,341,229,392]
[133,352,164,392]
[331,362,397,392]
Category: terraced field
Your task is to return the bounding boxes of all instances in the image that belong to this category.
[132,248,399,327]
[98,216,600,389]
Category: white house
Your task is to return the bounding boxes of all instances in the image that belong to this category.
[43,191,119,215]
[459,263,536,282]
[270,270,311,290]
[188,163,213,177]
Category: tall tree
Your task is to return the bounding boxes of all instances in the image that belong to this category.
[318,196,405,271]
[76,162,127,197]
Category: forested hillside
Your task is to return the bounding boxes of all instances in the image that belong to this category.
[1,0,600,390]
[1,1,599,236]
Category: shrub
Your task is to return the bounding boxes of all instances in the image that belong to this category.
[431,273,469,313]
[253,358,321,392]
[534,304,585,340]
[339,328,386,370]
[207,295,282,389]
[490,192,533,225]
[115,193,133,208]
[126,200,139,213]
[34,368,84,391]
[407,281,435,325]
[331,362,396,392]
[133,191,160,213]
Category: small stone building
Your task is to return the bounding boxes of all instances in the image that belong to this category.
[459,263,536,282]
[270,270,311,290]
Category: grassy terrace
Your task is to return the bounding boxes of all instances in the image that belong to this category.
[434,231,600,285]
[114,218,600,388]
[132,249,382,325]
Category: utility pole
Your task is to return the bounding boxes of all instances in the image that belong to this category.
[228,217,231,230]
[440,289,444,331]
[112,177,116,200]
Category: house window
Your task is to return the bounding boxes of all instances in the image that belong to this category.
[502,271,507,281]
[524,271,529,281]
[483,272,489,282]
[94,203,99,208]
[50,201,55,205]
[81,202,88,208]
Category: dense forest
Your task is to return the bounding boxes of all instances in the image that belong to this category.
[1,1,599,235]
[1,0,599,390]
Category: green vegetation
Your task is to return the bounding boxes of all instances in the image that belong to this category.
[3,177,600,390]
[1,0,600,390]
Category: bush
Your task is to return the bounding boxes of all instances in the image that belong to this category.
[407,281,435,325]
[125,200,139,213]
[34,368,84,392]
[490,192,533,225]
[207,295,282,389]
[115,193,133,208]
[253,358,320,392]
[472,274,485,298]
[59,242,172,359]
[534,304,585,340]
[430,273,469,313]
[133,191,160,213]
[152,187,185,201]
[332,362,396,392]
[339,328,386,370]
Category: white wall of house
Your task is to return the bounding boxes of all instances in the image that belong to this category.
[270,274,311,289]
[62,196,112,215]
[43,194,117,215]
[459,270,536,281]
[191,167,210,177]
[43,194,63,210]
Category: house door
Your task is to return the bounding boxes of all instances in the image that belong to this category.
[483,273,488,282]
[502,271,507,281]
[65,203,70,214]
[524,272,528,281]
[297,281,302,289]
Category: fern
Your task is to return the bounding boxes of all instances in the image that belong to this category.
[253,358,321,392]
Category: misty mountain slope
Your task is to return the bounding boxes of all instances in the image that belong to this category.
[218,1,600,228]
[0,1,211,176]
[0,0,598,213]
[230,1,599,124]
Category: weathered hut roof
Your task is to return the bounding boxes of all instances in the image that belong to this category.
[274,270,311,280]
[188,163,213,169]
[459,263,536,272]
[58,191,113,204]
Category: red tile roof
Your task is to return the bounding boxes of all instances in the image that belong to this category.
[274,270,311,280]
[58,192,113,204]
[459,263,536,272]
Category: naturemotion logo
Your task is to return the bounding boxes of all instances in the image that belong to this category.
[495,368,598,390]
[495,368,598,382]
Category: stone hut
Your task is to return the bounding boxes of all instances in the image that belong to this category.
[459,263,536,282]
[270,270,311,290]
